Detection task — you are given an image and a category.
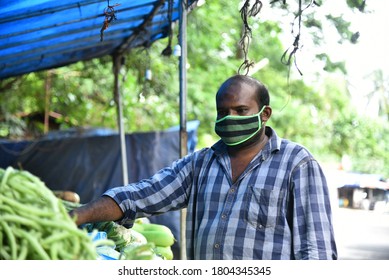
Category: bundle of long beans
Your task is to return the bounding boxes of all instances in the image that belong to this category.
[0,167,98,260]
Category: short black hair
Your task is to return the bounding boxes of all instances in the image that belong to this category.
[219,75,270,107]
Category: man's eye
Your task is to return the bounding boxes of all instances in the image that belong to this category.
[237,108,247,114]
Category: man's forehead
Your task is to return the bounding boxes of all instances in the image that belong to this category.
[217,82,255,98]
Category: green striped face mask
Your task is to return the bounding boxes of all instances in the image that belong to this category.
[215,106,265,146]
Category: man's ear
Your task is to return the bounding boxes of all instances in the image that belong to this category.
[262,106,272,122]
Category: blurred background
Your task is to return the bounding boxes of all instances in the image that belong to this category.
[1,0,388,260]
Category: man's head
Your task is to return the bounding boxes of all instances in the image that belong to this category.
[216,75,270,112]
[214,75,272,147]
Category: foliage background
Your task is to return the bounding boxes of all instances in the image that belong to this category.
[0,0,388,178]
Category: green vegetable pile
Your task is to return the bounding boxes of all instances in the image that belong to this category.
[0,166,98,260]
[80,218,175,260]
[62,194,177,260]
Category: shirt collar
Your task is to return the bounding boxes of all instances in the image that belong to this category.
[263,126,281,159]
[211,126,281,157]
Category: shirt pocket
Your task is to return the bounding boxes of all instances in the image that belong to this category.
[243,185,285,230]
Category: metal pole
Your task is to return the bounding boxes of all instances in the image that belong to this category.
[178,0,188,260]
[113,53,129,186]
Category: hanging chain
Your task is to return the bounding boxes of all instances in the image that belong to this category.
[100,1,121,42]
[280,0,317,76]
[238,0,263,75]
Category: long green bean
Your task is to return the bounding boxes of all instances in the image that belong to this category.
[17,239,29,260]
[1,214,41,230]
[0,167,13,189]
[12,227,51,260]
[0,246,11,260]
[0,195,55,217]
[0,220,17,260]
[41,231,73,246]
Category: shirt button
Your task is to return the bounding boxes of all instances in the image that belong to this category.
[229,188,235,193]
[214,243,220,249]
[221,214,227,219]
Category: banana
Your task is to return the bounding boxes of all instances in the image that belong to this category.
[140,230,175,247]
[131,223,175,247]
[131,222,173,234]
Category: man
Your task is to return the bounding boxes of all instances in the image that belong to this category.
[71,75,337,260]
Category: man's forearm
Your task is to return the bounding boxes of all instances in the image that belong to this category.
[70,195,124,226]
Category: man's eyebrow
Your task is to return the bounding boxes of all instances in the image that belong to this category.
[234,105,249,109]
[217,105,247,110]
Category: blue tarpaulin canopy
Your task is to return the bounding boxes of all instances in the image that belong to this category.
[0,0,198,79]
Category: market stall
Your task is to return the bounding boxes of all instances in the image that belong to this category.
[336,172,389,210]
[0,0,201,260]
[0,166,177,260]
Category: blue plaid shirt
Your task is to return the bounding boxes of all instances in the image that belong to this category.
[104,127,337,260]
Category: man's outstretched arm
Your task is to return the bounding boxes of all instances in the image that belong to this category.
[69,195,124,226]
